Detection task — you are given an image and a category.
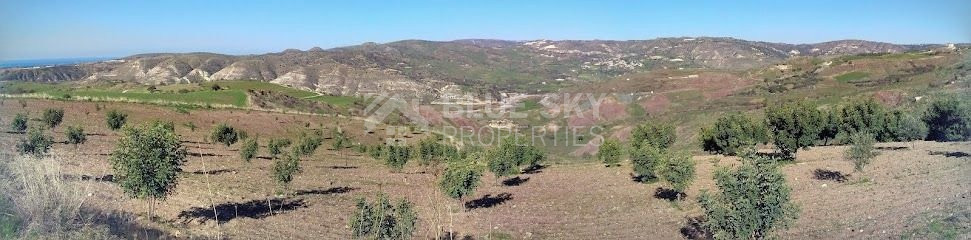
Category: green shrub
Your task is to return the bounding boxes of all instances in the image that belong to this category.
[293,131,323,156]
[845,131,877,172]
[41,108,64,129]
[923,96,971,141]
[239,137,259,162]
[630,144,665,182]
[65,125,87,145]
[417,137,459,171]
[598,138,623,167]
[765,100,823,159]
[272,151,302,193]
[439,153,484,200]
[818,108,841,145]
[836,99,886,140]
[109,122,187,218]
[349,194,418,240]
[700,113,769,156]
[384,144,411,172]
[630,121,676,150]
[699,153,799,239]
[659,152,695,195]
[10,113,27,133]
[210,123,240,146]
[267,138,292,159]
[881,110,928,141]
[367,144,385,160]
[17,128,54,156]
[105,110,128,131]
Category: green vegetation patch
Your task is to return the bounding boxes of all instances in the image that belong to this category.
[835,71,870,83]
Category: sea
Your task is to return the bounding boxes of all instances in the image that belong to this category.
[0,57,116,69]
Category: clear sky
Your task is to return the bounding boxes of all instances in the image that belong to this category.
[1,0,968,60]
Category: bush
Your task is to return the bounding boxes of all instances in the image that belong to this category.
[239,137,259,162]
[630,121,676,150]
[10,113,27,133]
[267,138,292,159]
[630,144,665,182]
[881,110,928,141]
[698,154,799,239]
[439,153,484,200]
[293,131,323,156]
[700,113,769,156]
[845,131,877,172]
[105,110,128,131]
[659,152,695,195]
[41,108,64,129]
[367,144,385,160]
[836,99,886,140]
[109,122,187,218]
[417,137,459,172]
[210,123,240,146]
[17,128,54,156]
[765,100,823,159]
[349,194,418,240]
[923,96,971,141]
[65,125,86,145]
[384,144,411,172]
[598,138,623,167]
[272,151,302,193]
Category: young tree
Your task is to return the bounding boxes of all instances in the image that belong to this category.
[10,113,27,133]
[598,138,623,167]
[349,194,418,240]
[837,98,886,140]
[272,151,302,194]
[65,125,87,145]
[700,112,769,156]
[439,153,485,201]
[417,137,458,174]
[845,131,877,172]
[41,108,64,130]
[817,108,841,145]
[109,122,187,219]
[881,110,928,141]
[659,152,695,197]
[698,153,799,239]
[210,123,240,146]
[630,121,676,150]
[17,127,54,156]
[764,100,823,159]
[630,144,665,182]
[293,131,323,156]
[239,137,259,162]
[384,144,412,172]
[105,110,128,131]
[923,96,971,142]
[267,138,292,159]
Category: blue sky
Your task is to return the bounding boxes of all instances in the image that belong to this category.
[1,0,968,60]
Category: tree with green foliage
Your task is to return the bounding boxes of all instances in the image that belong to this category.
[332,127,354,166]
[293,131,323,156]
[210,123,241,146]
[817,108,841,145]
[439,153,485,200]
[272,151,302,194]
[65,125,87,145]
[109,122,187,219]
[384,144,412,172]
[367,144,385,160]
[105,110,128,131]
[598,138,623,167]
[267,138,292,159]
[845,131,877,172]
[630,121,676,150]
[10,113,27,133]
[349,194,418,240]
[881,110,928,141]
[837,98,886,141]
[239,137,259,162]
[417,137,459,174]
[698,153,799,239]
[700,113,769,156]
[630,144,665,182]
[41,108,64,130]
[764,100,823,159]
[17,127,54,156]
[922,96,971,142]
[659,152,695,197]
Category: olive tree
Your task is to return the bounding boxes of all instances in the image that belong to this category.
[105,110,128,131]
[384,144,412,172]
[417,137,458,174]
[272,151,302,194]
[764,100,823,159]
[267,138,292,159]
[293,131,323,156]
[836,99,886,141]
[17,127,54,156]
[239,137,259,162]
[845,131,877,172]
[630,144,665,182]
[659,152,695,197]
[700,113,769,156]
[630,121,676,150]
[923,96,971,142]
[41,108,64,130]
[598,138,623,167]
[109,122,187,219]
[210,123,241,146]
[439,153,484,201]
[698,153,799,239]
[65,125,87,145]
[349,194,418,240]
[10,113,27,133]
[881,110,928,141]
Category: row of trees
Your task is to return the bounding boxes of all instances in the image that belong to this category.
[598,122,697,198]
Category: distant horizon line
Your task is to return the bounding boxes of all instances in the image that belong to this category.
[2,36,967,62]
